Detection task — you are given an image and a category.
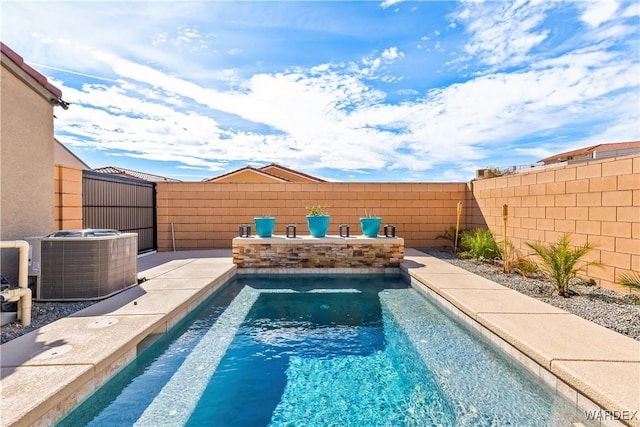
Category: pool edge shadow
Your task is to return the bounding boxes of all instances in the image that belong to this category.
[2,249,638,427]
[0,255,237,427]
[402,252,640,427]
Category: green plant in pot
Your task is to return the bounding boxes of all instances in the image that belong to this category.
[360,209,381,238]
[306,205,330,237]
[254,214,276,238]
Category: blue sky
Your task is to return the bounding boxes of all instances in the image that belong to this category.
[3,1,639,182]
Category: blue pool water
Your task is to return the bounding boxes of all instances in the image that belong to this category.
[57,275,596,426]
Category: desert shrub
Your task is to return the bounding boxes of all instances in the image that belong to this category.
[436,226,466,252]
[306,205,328,216]
[526,233,600,297]
[618,271,640,304]
[459,229,500,263]
[513,256,539,278]
[618,271,640,290]
[496,239,519,273]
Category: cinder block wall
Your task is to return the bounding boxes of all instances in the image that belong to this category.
[54,165,83,230]
[110,155,639,292]
[469,155,640,291]
[156,182,468,251]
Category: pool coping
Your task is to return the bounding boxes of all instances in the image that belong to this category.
[1,249,638,427]
[1,250,235,427]
[402,249,640,427]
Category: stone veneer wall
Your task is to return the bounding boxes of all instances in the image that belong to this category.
[232,237,404,269]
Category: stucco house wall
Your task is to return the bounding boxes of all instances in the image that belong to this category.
[210,169,286,183]
[1,44,60,284]
[54,138,89,170]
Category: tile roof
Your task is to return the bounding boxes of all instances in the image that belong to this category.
[205,163,326,183]
[259,163,326,182]
[1,42,62,99]
[93,166,181,182]
[204,166,289,183]
[539,141,640,164]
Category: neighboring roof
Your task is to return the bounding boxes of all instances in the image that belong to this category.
[539,141,640,164]
[54,139,90,170]
[1,42,62,99]
[204,166,290,183]
[93,166,181,182]
[205,163,325,183]
[259,163,326,183]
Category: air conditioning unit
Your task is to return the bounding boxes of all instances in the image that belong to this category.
[25,229,138,301]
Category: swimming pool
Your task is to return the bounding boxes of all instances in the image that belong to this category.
[57,274,596,426]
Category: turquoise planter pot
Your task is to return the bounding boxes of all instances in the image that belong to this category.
[306,215,330,237]
[359,217,381,237]
[254,217,276,237]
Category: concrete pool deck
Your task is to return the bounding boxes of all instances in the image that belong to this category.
[1,248,638,426]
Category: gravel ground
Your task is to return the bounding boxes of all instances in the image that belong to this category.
[420,248,640,341]
[1,301,96,344]
[2,250,639,344]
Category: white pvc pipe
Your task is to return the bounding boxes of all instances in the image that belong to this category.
[0,240,29,287]
[1,240,32,326]
[1,288,32,326]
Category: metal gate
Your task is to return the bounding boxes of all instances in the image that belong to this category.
[82,170,157,254]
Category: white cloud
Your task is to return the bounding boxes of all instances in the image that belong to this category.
[514,147,553,159]
[6,1,638,180]
[380,0,404,10]
[151,32,168,46]
[621,1,640,18]
[360,46,406,78]
[579,0,619,28]
[381,46,404,61]
[48,26,639,176]
[453,0,553,67]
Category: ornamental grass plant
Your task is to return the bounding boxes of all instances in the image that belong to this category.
[526,233,600,298]
[617,271,640,304]
[436,226,466,252]
[459,228,500,263]
[306,205,329,216]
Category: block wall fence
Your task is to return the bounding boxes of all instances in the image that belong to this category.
[54,164,83,231]
[467,155,639,292]
[155,182,468,252]
[50,154,639,292]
